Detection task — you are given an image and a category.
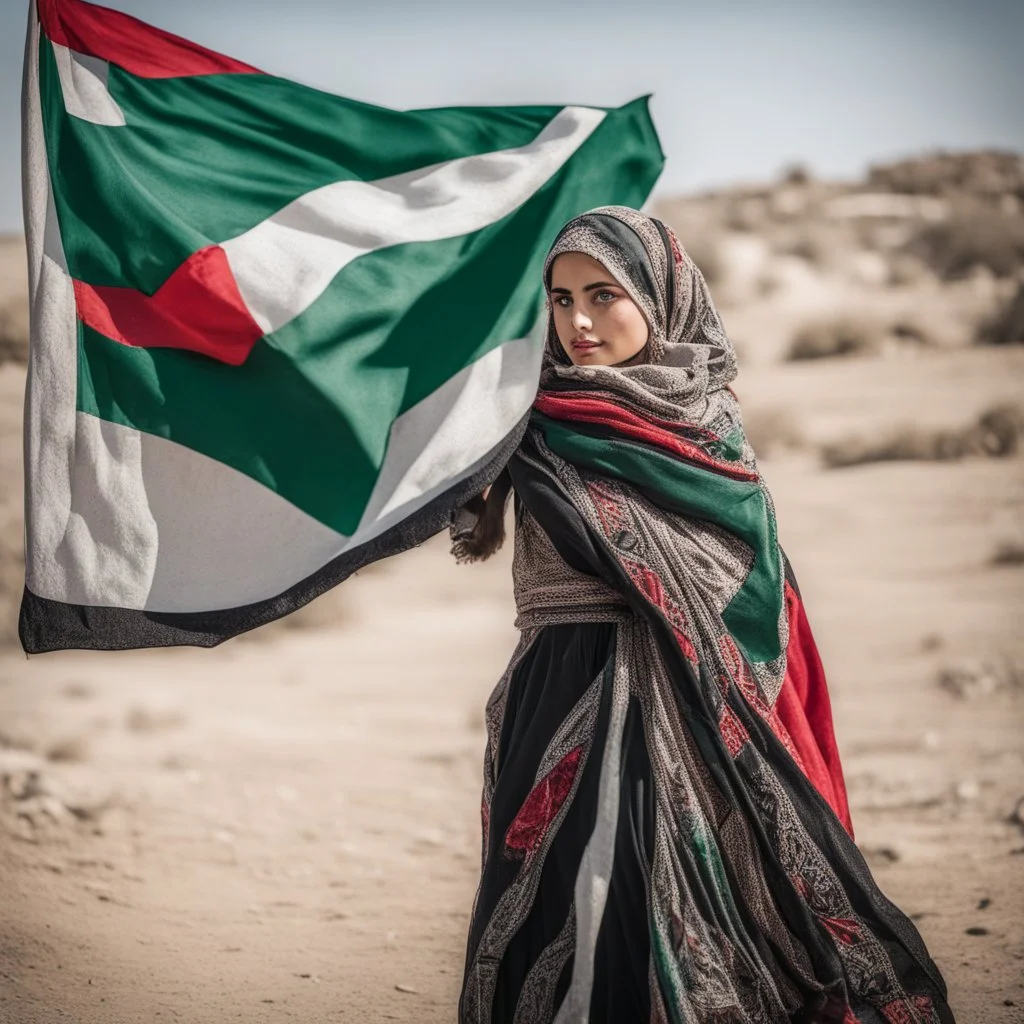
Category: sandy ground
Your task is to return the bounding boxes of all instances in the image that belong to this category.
[0,249,1023,1019]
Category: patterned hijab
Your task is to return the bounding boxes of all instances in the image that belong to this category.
[541,206,738,417]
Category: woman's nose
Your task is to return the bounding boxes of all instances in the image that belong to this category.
[572,308,592,332]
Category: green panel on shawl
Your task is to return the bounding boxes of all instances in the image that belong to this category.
[533,414,783,665]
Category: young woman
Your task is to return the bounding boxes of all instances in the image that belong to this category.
[451,207,953,1024]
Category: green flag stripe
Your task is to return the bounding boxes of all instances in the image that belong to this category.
[40,35,564,291]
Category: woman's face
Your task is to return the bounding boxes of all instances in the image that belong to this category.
[549,252,649,366]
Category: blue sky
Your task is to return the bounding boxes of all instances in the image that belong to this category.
[0,0,1021,232]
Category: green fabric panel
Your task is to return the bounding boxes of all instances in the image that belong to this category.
[74,99,661,534]
[535,416,782,664]
[39,34,565,289]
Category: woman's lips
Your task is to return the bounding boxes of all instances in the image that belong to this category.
[571,338,601,352]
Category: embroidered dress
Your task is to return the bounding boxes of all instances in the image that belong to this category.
[457,208,953,1023]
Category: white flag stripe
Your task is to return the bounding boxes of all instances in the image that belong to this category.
[35,413,346,612]
[131,418,349,612]
[29,323,538,611]
[52,43,125,126]
[221,105,606,335]
[22,1,87,607]
[352,328,544,546]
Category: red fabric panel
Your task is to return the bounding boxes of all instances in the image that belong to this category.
[775,583,854,837]
[73,245,264,366]
[534,393,758,482]
[505,746,583,855]
[39,0,262,78]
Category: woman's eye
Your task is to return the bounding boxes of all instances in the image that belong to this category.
[554,296,571,308]
[596,291,616,303]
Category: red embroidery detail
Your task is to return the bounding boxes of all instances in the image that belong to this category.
[585,481,701,668]
[633,563,666,608]
[719,638,763,712]
[672,626,698,666]
[39,0,263,78]
[73,245,264,366]
[820,916,863,947]
[505,746,583,856]
[718,635,808,770]
[588,479,632,540]
[667,230,686,269]
[718,635,768,714]
[718,633,743,679]
[718,706,748,756]
[534,393,757,482]
[880,996,935,1024]
[768,707,806,771]
[621,556,698,666]
[724,644,796,765]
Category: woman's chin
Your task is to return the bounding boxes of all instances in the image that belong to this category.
[569,347,607,364]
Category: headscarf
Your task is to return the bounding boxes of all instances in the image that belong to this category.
[539,205,747,460]
[541,205,737,390]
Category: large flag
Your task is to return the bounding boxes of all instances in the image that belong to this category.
[19,0,664,653]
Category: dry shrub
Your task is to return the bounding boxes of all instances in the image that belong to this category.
[822,403,1022,469]
[990,541,1024,567]
[907,205,1024,280]
[125,706,187,734]
[968,404,1024,456]
[938,656,1023,699]
[786,317,881,361]
[742,406,805,458]
[889,319,932,346]
[780,163,812,186]
[978,283,1024,345]
[0,303,29,365]
[45,736,90,764]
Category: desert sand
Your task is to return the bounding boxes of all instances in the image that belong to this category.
[1,158,1023,1023]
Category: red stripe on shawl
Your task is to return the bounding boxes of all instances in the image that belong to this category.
[534,393,758,483]
[774,582,854,837]
[39,0,263,78]
[73,245,264,366]
[560,389,724,445]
